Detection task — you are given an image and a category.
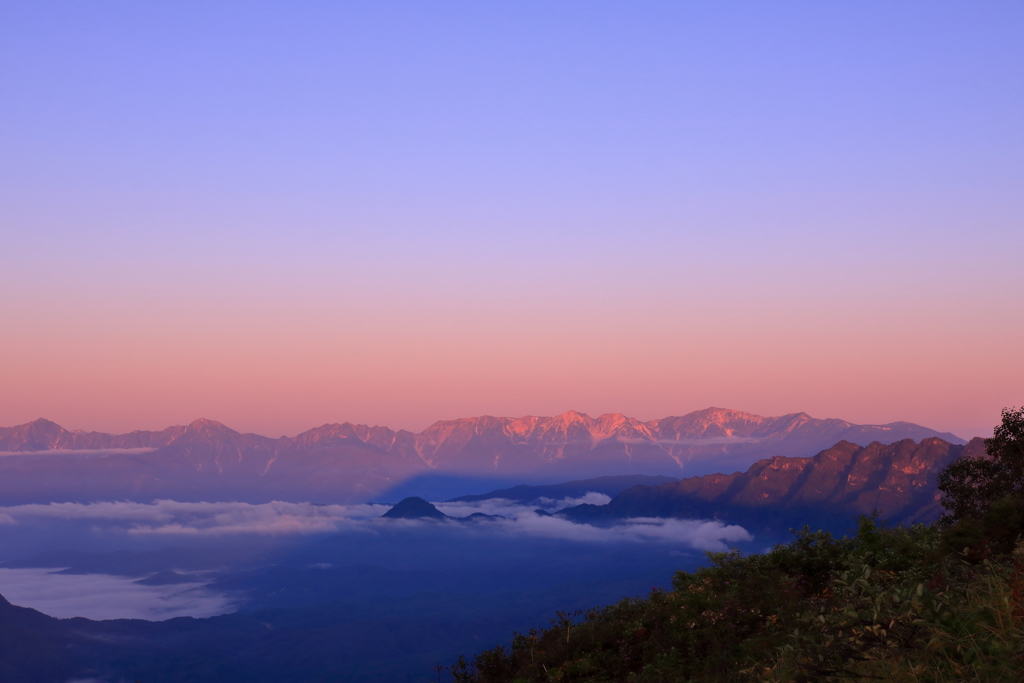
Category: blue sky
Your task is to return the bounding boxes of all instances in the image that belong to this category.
[1,2,1022,438]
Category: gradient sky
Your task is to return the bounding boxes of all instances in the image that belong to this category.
[1,1,1022,440]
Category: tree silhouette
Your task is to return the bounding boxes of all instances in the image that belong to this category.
[939,406,1024,523]
[939,406,1024,554]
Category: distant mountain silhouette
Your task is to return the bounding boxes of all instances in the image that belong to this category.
[560,437,986,532]
[382,497,449,520]
[449,475,679,505]
[0,410,965,504]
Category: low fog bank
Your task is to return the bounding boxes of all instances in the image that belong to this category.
[0,494,750,551]
[435,496,752,550]
[0,493,761,622]
[0,567,233,620]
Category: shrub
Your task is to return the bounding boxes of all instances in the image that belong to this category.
[451,521,1024,683]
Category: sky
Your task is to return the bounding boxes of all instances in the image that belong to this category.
[1,1,1022,440]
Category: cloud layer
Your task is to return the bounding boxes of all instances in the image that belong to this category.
[0,500,387,535]
[0,496,751,550]
[0,567,233,620]
[435,497,751,551]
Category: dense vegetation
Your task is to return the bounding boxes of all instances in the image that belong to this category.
[447,408,1024,683]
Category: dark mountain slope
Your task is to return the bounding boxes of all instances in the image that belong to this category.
[0,594,80,683]
[0,567,692,683]
[562,437,986,533]
[381,497,449,519]
[449,474,679,505]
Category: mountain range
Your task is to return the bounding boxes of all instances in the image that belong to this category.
[0,409,965,504]
[558,436,985,532]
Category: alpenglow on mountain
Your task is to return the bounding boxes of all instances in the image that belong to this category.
[0,408,964,504]
[558,436,984,532]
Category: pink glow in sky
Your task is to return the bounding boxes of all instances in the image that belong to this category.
[1,2,1022,440]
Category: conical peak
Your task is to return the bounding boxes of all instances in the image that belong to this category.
[186,418,236,434]
[2,418,67,434]
[26,418,64,429]
[381,497,448,520]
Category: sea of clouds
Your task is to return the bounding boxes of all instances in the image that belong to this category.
[0,495,751,550]
[0,496,752,620]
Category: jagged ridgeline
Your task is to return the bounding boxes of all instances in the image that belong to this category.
[556,437,986,534]
[443,437,986,537]
[0,408,964,504]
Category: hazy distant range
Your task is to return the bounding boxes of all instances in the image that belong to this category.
[0,408,963,505]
